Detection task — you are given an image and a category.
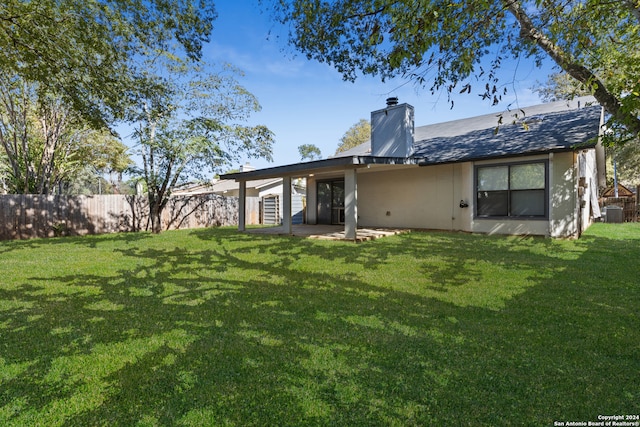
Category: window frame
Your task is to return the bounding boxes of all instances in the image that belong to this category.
[474,160,549,220]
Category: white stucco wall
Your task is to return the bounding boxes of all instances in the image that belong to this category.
[303,150,591,237]
[549,152,578,238]
[357,152,585,237]
[357,164,473,231]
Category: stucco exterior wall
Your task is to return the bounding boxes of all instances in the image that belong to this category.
[357,164,472,231]
[549,152,578,237]
[357,152,584,237]
[303,150,590,238]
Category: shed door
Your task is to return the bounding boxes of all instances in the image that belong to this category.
[262,195,280,224]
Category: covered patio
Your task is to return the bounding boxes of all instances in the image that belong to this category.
[222,155,417,241]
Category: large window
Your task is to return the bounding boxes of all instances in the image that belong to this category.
[476,161,548,218]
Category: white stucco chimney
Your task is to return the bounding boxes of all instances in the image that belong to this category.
[370,98,414,158]
[240,163,255,172]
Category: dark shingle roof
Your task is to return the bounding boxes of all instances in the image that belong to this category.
[333,97,603,165]
[413,104,602,165]
[224,98,603,181]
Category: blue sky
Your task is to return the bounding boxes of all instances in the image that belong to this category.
[199,1,555,170]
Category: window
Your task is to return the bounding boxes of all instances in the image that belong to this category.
[476,161,547,218]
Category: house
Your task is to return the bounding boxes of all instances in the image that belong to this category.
[173,164,305,225]
[222,96,605,238]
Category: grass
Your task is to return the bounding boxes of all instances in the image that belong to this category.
[0,223,638,426]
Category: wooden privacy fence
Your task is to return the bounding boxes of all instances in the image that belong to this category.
[0,194,245,241]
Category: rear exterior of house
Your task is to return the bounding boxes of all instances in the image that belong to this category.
[306,149,598,237]
[224,97,604,239]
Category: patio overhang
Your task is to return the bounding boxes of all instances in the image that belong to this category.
[221,155,421,240]
[220,155,420,182]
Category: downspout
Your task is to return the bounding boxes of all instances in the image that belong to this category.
[613,156,619,198]
[596,107,607,188]
[548,152,554,238]
[451,163,455,231]
[576,153,582,238]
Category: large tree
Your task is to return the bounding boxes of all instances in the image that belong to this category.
[298,144,322,161]
[0,0,216,128]
[535,71,640,186]
[0,75,131,194]
[335,119,370,155]
[611,143,640,185]
[130,63,274,233]
[532,72,592,103]
[271,0,640,140]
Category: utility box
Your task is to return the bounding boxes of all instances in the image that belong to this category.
[605,205,623,223]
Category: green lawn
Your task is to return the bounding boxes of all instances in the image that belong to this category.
[0,224,638,426]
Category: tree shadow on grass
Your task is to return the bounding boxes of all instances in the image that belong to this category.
[0,225,638,425]
[0,230,152,255]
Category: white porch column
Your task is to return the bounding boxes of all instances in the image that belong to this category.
[238,181,246,232]
[344,168,358,240]
[306,176,317,225]
[282,176,292,234]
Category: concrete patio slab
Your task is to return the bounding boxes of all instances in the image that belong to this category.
[245,225,409,242]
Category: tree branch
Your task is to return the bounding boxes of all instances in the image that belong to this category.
[625,0,640,23]
[346,6,388,20]
[504,0,640,136]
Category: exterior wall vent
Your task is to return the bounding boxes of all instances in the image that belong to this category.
[371,102,414,158]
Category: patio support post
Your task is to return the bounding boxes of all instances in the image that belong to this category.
[238,181,246,232]
[306,175,317,224]
[344,168,357,240]
[282,176,292,234]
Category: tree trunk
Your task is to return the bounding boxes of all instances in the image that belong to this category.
[149,197,163,234]
[504,0,640,137]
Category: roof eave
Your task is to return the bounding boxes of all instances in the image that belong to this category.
[417,144,597,167]
[221,156,416,181]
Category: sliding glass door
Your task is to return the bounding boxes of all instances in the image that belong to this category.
[317,180,345,224]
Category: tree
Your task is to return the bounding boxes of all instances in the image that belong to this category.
[611,143,640,185]
[536,71,640,188]
[129,63,274,233]
[298,144,322,161]
[0,0,216,128]
[533,72,592,103]
[335,119,370,155]
[535,71,640,186]
[270,0,640,141]
[0,75,132,194]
